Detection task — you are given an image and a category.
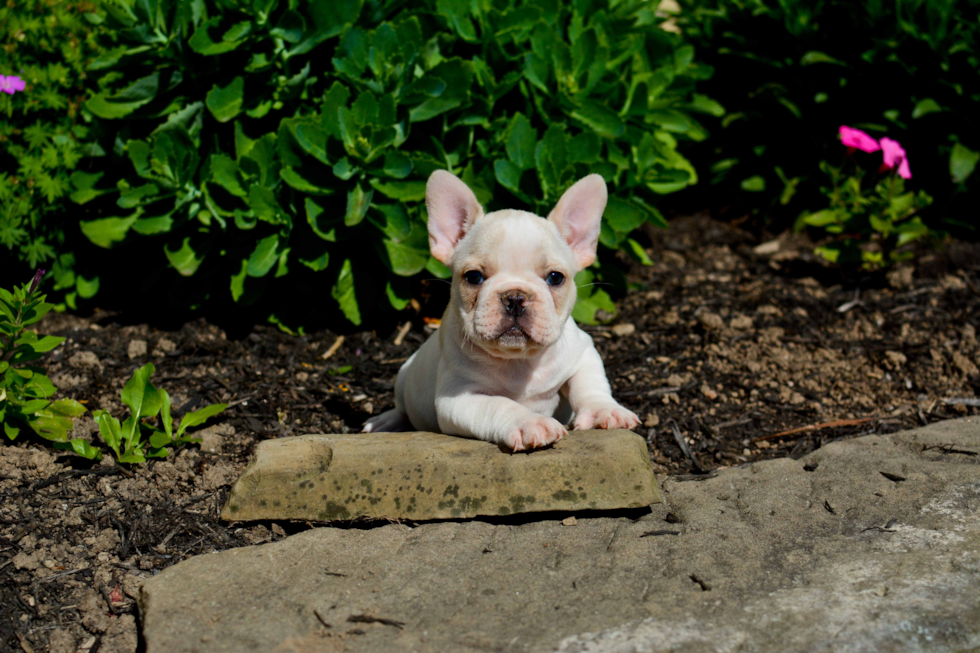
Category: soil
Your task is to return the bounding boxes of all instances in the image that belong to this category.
[2,214,978,653]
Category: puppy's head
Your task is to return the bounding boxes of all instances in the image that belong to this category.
[426,170,606,358]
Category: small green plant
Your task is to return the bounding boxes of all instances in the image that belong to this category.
[799,126,933,268]
[0,270,93,456]
[93,363,227,464]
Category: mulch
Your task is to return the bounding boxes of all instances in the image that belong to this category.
[1,214,978,652]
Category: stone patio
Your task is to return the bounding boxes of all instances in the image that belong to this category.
[139,417,979,652]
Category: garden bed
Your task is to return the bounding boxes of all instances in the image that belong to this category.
[2,214,978,652]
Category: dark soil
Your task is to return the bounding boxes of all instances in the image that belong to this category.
[2,215,978,652]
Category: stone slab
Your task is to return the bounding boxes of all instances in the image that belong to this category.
[221,429,661,522]
[143,417,980,653]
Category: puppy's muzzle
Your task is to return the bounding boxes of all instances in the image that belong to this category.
[501,292,528,317]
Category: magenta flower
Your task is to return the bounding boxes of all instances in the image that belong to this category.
[839,125,880,153]
[879,137,912,179]
[0,75,26,95]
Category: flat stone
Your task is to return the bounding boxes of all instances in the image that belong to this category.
[142,417,980,653]
[221,430,660,522]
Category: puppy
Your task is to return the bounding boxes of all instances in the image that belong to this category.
[363,170,639,451]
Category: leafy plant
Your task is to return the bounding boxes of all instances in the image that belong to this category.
[0,0,106,308]
[0,270,95,457]
[93,363,227,464]
[69,0,717,327]
[800,127,933,268]
[676,0,980,239]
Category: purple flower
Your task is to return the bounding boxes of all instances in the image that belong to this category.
[0,75,26,95]
[28,269,45,296]
[839,125,880,153]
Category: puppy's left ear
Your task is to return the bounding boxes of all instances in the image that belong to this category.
[548,174,607,270]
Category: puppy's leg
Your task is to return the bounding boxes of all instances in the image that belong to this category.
[435,394,566,452]
[563,347,639,431]
[362,356,413,433]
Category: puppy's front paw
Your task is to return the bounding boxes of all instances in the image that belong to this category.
[505,417,567,452]
[573,404,640,431]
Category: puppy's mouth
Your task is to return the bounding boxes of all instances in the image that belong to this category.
[497,323,530,345]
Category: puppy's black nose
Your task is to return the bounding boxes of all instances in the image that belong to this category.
[502,293,526,317]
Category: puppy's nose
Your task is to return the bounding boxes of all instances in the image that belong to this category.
[502,293,527,317]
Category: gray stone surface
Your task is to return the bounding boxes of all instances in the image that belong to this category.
[221,429,660,522]
[141,417,980,652]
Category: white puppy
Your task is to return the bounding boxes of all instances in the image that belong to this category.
[363,170,639,451]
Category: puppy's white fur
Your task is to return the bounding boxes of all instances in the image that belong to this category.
[363,171,639,451]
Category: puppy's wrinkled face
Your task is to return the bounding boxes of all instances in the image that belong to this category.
[451,210,576,357]
[425,170,607,359]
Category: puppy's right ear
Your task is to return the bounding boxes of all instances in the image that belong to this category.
[426,170,484,266]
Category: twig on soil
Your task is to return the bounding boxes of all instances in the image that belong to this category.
[314,608,332,628]
[640,530,680,538]
[667,419,705,473]
[348,614,405,629]
[321,335,345,361]
[943,397,980,407]
[752,417,874,443]
[922,444,978,456]
[393,321,412,346]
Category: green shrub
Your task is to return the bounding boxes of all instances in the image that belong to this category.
[68,0,716,327]
[92,363,227,463]
[0,270,95,457]
[677,0,979,250]
[0,0,106,308]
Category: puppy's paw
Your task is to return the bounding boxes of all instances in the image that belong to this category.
[505,417,567,452]
[573,404,640,431]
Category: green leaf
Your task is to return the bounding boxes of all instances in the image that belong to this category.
[165,237,207,276]
[506,113,537,170]
[494,159,523,194]
[604,197,648,235]
[95,411,123,455]
[306,197,340,241]
[160,388,173,441]
[382,151,413,179]
[740,176,766,192]
[803,209,841,227]
[912,98,942,119]
[52,439,102,460]
[206,77,245,123]
[332,259,361,325]
[77,276,99,299]
[568,132,601,164]
[345,184,373,226]
[300,252,331,271]
[567,101,625,139]
[175,403,227,439]
[295,123,330,164]
[247,234,282,277]
[152,128,199,187]
[950,143,979,184]
[189,18,248,55]
[120,363,156,449]
[800,51,844,66]
[409,60,475,123]
[80,210,142,248]
[687,94,725,117]
[386,279,411,310]
[370,179,426,201]
[627,238,654,265]
[70,171,112,204]
[230,259,248,302]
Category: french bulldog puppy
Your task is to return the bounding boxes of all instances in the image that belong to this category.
[363,170,639,451]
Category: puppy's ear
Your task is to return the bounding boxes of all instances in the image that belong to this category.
[547,174,607,270]
[426,170,484,266]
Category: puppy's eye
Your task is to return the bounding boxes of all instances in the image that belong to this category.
[546,271,565,286]
[463,270,485,285]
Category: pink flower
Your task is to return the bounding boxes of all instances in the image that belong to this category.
[0,75,26,95]
[839,125,880,153]
[879,137,912,179]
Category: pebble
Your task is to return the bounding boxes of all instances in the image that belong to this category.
[730,315,753,330]
[698,312,724,330]
[611,323,636,337]
[562,516,578,526]
[643,413,660,428]
[127,339,147,359]
[69,351,101,370]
